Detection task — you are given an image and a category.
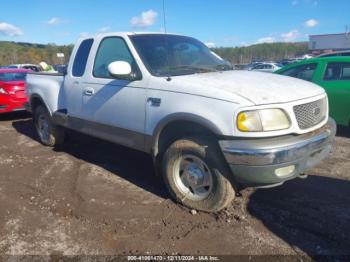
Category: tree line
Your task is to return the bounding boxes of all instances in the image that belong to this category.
[0,41,73,66]
[212,42,309,64]
[0,40,309,66]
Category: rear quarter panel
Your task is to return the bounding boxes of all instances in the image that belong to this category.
[26,73,65,114]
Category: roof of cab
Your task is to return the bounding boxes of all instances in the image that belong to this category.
[78,31,185,41]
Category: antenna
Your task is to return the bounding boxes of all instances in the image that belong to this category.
[161,0,171,81]
[162,0,167,33]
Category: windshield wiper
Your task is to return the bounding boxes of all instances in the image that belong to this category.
[169,65,218,73]
[215,64,233,71]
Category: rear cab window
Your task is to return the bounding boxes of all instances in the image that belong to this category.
[72,39,94,77]
[324,62,350,81]
[280,63,317,82]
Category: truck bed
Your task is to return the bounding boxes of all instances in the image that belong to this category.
[27,72,65,77]
[26,72,65,114]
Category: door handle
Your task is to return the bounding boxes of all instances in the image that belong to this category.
[83,88,95,96]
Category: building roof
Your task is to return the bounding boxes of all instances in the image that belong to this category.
[309,32,349,37]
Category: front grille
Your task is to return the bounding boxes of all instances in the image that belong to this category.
[293,98,327,130]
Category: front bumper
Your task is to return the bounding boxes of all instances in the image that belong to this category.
[219,118,336,187]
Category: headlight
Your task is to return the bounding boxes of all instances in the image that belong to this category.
[237,109,290,132]
[0,87,8,95]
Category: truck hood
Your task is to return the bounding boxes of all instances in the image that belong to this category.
[158,70,325,105]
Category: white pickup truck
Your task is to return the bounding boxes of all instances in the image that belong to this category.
[26,32,336,212]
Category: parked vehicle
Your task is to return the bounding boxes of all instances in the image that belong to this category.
[0,69,30,113]
[276,56,350,126]
[242,62,262,70]
[9,64,42,72]
[278,59,295,66]
[278,58,306,66]
[318,50,350,58]
[249,62,282,73]
[53,64,68,74]
[26,33,335,212]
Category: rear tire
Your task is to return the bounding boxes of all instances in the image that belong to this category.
[162,137,235,212]
[33,105,65,147]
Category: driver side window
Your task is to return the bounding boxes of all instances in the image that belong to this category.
[93,37,136,78]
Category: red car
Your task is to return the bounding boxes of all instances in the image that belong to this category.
[0,69,30,113]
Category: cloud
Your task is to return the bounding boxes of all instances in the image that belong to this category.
[280,29,300,42]
[130,9,158,28]
[205,42,216,48]
[79,32,90,38]
[47,17,61,25]
[98,26,111,33]
[239,41,249,47]
[56,32,71,37]
[0,22,23,36]
[304,19,319,28]
[256,36,276,44]
[293,0,318,7]
[256,29,302,44]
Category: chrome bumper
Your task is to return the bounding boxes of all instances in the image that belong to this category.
[219,119,336,187]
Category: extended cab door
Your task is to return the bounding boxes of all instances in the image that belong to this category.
[64,38,94,117]
[314,61,350,125]
[79,36,148,151]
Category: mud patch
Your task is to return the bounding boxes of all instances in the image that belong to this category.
[0,116,349,256]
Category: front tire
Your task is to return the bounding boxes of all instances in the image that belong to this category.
[162,137,235,212]
[33,105,65,147]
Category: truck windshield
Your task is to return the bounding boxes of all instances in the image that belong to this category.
[0,72,26,82]
[129,34,232,77]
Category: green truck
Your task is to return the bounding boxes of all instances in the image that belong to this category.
[276,57,350,126]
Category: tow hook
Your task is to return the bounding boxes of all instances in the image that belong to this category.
[298,173,308,179]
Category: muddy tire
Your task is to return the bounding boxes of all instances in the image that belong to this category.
[162,137,235,212]
[33,105,65,147]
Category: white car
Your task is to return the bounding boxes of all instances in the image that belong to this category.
[8,64,42,72]
[250,62,283,73]
[26,32,335,212]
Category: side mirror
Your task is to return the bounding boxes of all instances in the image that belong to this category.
[108,61,132,79]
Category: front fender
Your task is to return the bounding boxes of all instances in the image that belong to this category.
[149,112,224,153]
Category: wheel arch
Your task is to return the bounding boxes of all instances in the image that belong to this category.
[30,94,52,115]
[150,113,224,158]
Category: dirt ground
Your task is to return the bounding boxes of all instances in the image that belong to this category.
[0,112,349,259]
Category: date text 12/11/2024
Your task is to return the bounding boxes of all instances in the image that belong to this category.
[127,255,220,261]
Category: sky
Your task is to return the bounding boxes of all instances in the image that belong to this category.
[0,0,349,47]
